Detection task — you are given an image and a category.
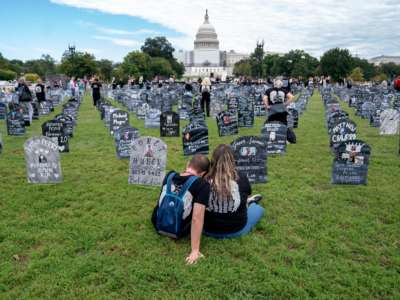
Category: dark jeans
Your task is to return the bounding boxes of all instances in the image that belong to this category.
[201,91,210,117]
[93,94,100,106]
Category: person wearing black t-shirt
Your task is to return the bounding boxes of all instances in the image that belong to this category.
[152,154,210,265]
[204,144,264,238]
[91,78,102,106]
[35,79,46,102]
[263,79,294,124]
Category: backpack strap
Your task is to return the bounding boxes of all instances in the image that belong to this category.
[165,172,176,194]
[178,176,198,198]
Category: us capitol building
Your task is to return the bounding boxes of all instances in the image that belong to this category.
[174,10,249,79]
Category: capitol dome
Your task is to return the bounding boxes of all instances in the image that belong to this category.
[194,10,219,50]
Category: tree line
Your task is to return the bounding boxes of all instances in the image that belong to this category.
[233,44,400,82]
[0,36,184,82]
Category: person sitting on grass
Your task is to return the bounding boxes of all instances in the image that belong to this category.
[203,144,264,239]
[151,154,210,265]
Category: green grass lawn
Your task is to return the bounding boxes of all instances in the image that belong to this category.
[0,92,399,299]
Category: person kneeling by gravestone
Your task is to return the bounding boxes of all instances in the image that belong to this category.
[203,144,264,239]
[152,154,210,265]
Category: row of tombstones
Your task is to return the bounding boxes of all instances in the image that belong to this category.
[335,86,400,134]
[321,90,371,185]
[22,97,81,184]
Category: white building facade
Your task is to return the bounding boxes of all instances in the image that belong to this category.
[174,10,249,79]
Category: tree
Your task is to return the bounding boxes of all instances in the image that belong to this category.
[96,59,114,81]
[379,62,400,80]
[233,59,252,77]
[148,57,174,78]
[250,41,265,78]
[24,73,40,82]
[320,48,353,81]
[0,69,17,80]
[264,54,285,77]
[121,51,151,79]
[141,37,175,61]
[351,57,376,81]
[24,54,56,79]
[349,67,364,82]
[59,50,98,78]
[284,50,319,78]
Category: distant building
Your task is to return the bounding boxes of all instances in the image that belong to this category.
[369,55,400,65]
[174,10,249,79]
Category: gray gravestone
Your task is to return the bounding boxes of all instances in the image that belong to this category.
[380,109,400,135]
[128,136,167,185]
[24,136,63,184]
[145,109,161,128]
[115,126,140,159]
[7,110,25,136]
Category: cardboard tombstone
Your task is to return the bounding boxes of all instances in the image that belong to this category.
[160,111,180,137]
[6,110,25,136]
[189,108,207,127]
[42,120,69,152]
[115,126,140,159]
[32,102,39,120]
[182,122,209,156]
[331,140,371,185]
[360,101,376,119]
[54,114,75,138]
[329,119,357,151]
[110,110,130,136]
[128,136,167,186]
[137,103,150,120]
[20,102,32,126]
[238,97,254,128]
[145,108,161,128]
[0,102,6,120]
[210,98,225,118]
[24,136,62,184]
[216,110,239,137]
[104,107,117,128]
[379,109,400,135]
[327,110,349,131]
[369,109,381,128]
[231,136,267,184]
[260,121,287,155]
[254,94,266,117]
[39,101,52,116]
[227,96,238,111]
[288,108,299,128]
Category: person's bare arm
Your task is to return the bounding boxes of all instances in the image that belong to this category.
[263,95,269,111]
[186,203,205,265]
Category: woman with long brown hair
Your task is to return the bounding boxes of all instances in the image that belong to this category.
[204,144,264,238]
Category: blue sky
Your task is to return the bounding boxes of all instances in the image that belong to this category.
[1,0,399,62]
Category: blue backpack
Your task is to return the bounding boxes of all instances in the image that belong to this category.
[156,172,198,239]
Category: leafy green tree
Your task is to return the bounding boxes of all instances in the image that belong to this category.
[0,69,17,80]
[320,48,353,81]
[24,54,56,79]
[379,62,400,80]
[96,59,114,81]
[233,59,252,77]
[24,73,40,82]
[148,57,174,78]
[59,50,98,78]
[121,51,151,79]
[141,36,175,60]
[250,41,265,78]
[351,57,376,80]
[264,54,285,77]
[284,50,319,78]
[350,67,364,82]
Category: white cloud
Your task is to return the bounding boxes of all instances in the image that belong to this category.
[51,0,400,58]
[77,20,158,36]
[93,35,141,47]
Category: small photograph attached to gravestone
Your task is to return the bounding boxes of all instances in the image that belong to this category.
[0,102,7,120]
[216,110,239,136]
[145,108,161,128]
[331,140,371,185]
[160,111,180,137]
[7,110,25,136]
[24,136,63,184]
[238,97,254,128]
[110,110,130,136]
[128,136,167,185]
[231,136,267,184]
[42,120,69,152]
[379,109,400,135]
[182,122,209,156]
[115,126,140,159]
[260,121,287,155]
[329,119,357,152]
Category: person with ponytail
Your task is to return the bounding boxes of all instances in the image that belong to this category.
[204,144,264,238]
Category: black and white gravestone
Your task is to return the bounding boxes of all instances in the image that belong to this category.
[379,109,400,135]
[32,102,39,120]
[227,96,238,111]
[0,102,7,120]
[128,137,167,185]
[331,140,371,185]
[210,99,224,118]
[231,136,267,184]
[20,102,32,126]
[42,120,69,152]
[24,136,62,184]
[238,97,254,128]
[329,120,357,151]
[54,114,75,137]
[261,121,287,155]
[160,111,180,137]
[39,101,52,116]
[110,110,130,136]
[288,108,299,128]
[145,109,161,128]
[369,109,381,128]
[189,109,206,127]
[254,94,266,117]
[115,126,139,159]
[182,122,209,155]
[7,110,25,136]
[216,110,239,136]
[137,103,149,120]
